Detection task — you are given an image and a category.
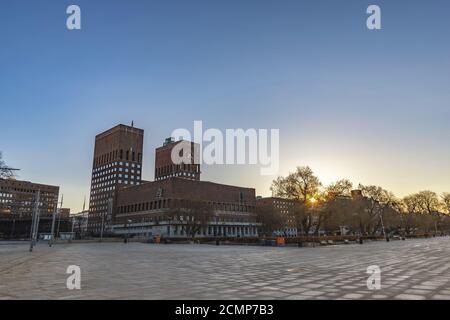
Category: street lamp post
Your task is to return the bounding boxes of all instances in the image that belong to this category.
[399,213,406,240]
[70,216,75,242]
[49,207,58,247]
[55,195,64,239]
[29,190,41,252]
[379,210,388,241]
[100,211,105,242]
[10,211,16,239]
[124,219,132,243]
[167,216,173,241]
[49,194,63,247]
[308,198,318,247]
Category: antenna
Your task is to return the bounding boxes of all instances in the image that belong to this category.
[0,167,20,171]
[0,166,20,179]
[0,152,20,174]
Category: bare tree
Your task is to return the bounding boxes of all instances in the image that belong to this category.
[403,194,422,235]
[358,185,398,236]
[416,191,442,234]
[269,164,450,236]
[271,166,321,203]
[417,191,440,214]
[170,199,213,239]
[402,192,446,234]
[319,180,354,235]
[291,201,314,235]
[0,152,15,179]
[271,166,322,235]
[256,204,287,237]
[325,179,353,198]
[442,193,450,214]
[270,167,322,234]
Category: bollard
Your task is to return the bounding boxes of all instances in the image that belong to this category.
[359,238,363,245]
[386,236,390,242]
[216,240,220,246]
[297,242,303,248]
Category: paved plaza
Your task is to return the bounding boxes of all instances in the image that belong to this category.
[1,237,450,300]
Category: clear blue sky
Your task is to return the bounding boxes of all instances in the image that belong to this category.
[1,0,450,212]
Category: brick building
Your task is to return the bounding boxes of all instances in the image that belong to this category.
[87,124,259,238]
[0,178,70,239]
[256,197,298,237]
[155,138,200,181]
[88,124,144,235]
[113,177,258,237]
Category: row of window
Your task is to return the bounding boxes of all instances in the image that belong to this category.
[173,226,257,236]
[0,193,13,198]
[92,174,141,186]
[173,215,253,223]
[92,161,141,175]
[94,150,142,166]
[89,205,109,213]
[0,205,54,212]
[156,164,199,176]
[90,186,116,195]
[88,212,112,220]
[116,215,255,225]
[118,199,255,214]
[119,199,170,213]
[90,192,114,203]
[0,197,55,206]
[155,172,197,180]
[0,186,54,194]
[0,188,56,201]
[90,197,111,205]
[274,201,294,207]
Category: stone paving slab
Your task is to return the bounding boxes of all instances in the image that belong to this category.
[1,238,450,300]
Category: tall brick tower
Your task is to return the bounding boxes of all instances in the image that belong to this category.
[88,124,144,234]
[154,138,200,181]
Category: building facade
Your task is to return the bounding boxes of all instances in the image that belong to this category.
[88,126,259,238]
[113,137,258,238]
[113,177,259,238]
[0,178,67,239]
[256,197,298,237]
[88,124,144,235]
[155,138,201,181]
